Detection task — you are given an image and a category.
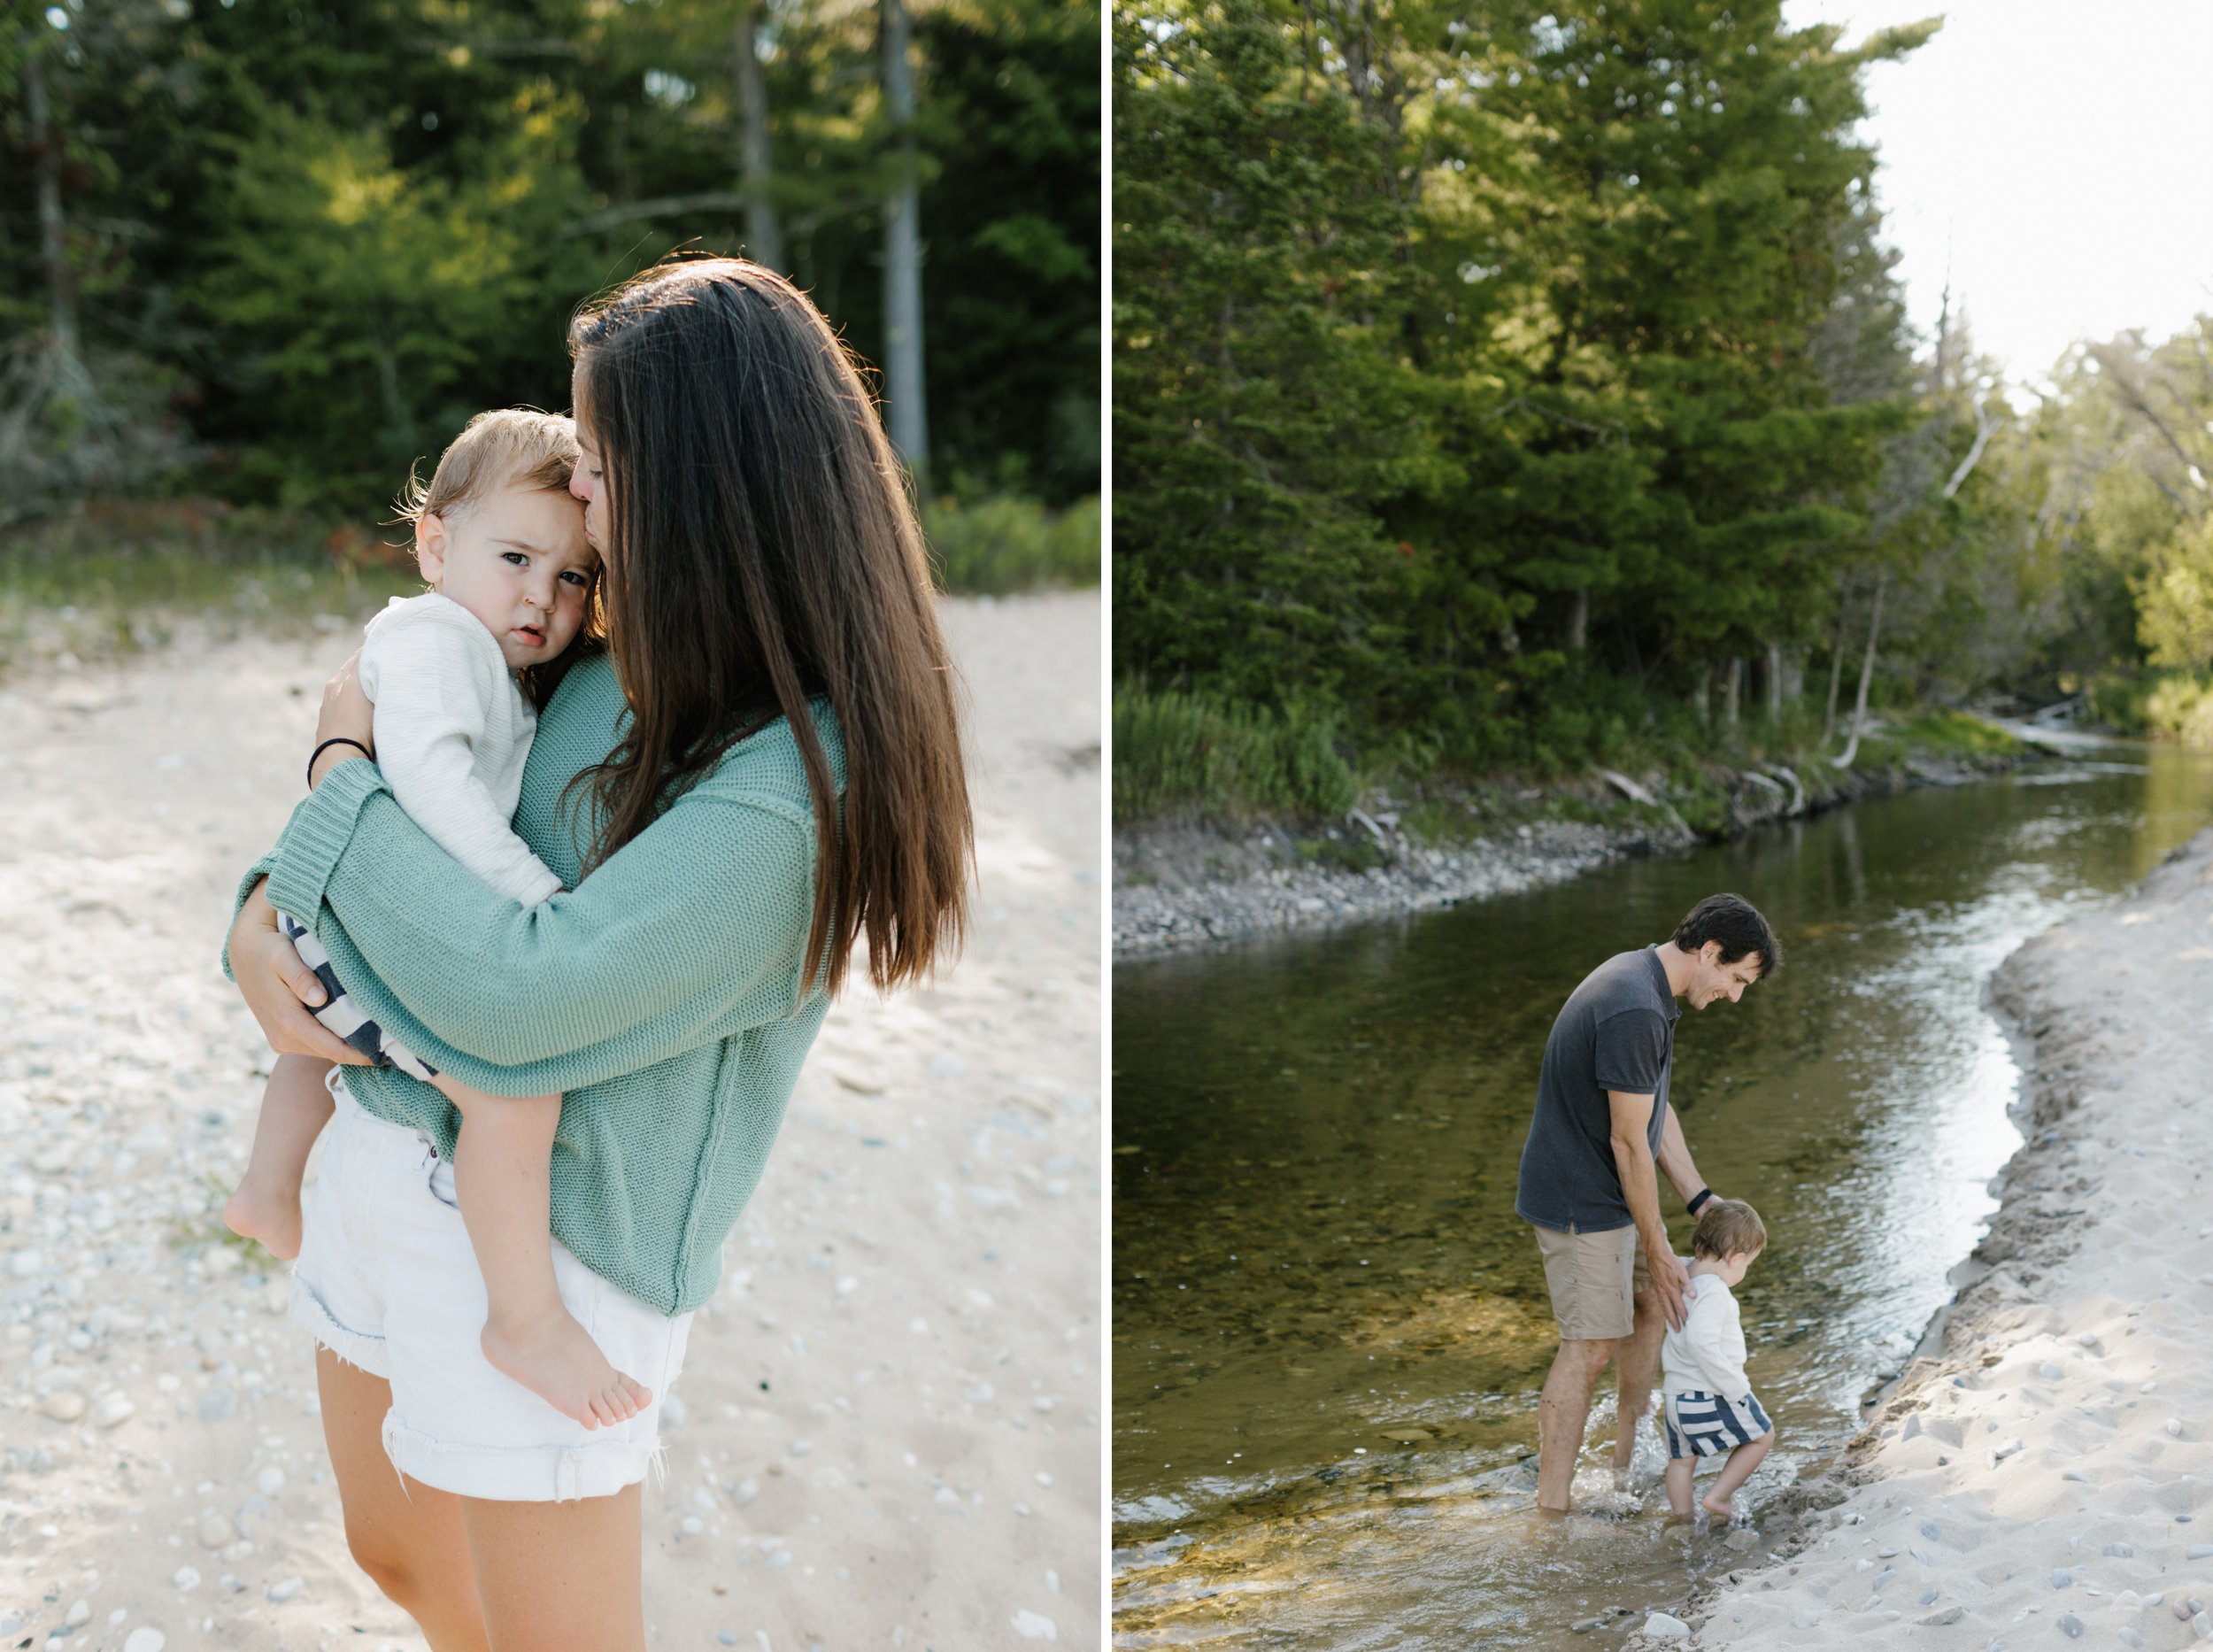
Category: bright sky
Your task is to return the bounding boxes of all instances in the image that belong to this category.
[1782,0,2213,383]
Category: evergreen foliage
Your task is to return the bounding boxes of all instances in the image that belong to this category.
[1,0,1099,522]
[1115,0,2213,801]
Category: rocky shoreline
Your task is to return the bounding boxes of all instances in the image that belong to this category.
[1623,826,2213,1649]
[1114,745,2036,961]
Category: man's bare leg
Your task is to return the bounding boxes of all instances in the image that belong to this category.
[1536,1337,1617,1512]
[223,1054,335,1260]
[1611,1283,1667,1474]
[434,1075,652,1429]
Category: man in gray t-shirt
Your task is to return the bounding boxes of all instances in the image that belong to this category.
[1516,893,1779,1513]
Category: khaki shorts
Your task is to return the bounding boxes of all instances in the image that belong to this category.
[1531,1223,1652,1340]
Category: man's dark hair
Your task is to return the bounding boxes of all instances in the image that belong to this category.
[1673,893,1780,978]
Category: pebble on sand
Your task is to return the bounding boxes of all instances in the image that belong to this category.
[38,1391,87,1423]
[122,1630,166,1652]
[1642,1612,1691,1640]
[1010,1610,1058,1640]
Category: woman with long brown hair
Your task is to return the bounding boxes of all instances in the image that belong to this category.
[225,258,971,1650]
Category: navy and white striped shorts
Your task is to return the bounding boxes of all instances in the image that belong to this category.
[1662,1389,1772,1460]
[277,913,439,1083]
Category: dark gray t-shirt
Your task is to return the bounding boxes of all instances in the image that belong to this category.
[1515,946,1681,1232]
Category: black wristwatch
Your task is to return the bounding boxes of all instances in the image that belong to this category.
[1686,1187,1716,1216]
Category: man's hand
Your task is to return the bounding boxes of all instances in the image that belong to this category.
[229,879,371,1065]
[1648,1246,1690,1332]
[311,649,374,787]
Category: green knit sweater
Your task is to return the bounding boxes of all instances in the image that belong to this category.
[227,653,844,1316]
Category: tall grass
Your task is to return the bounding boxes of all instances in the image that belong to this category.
[1114,685,1357,823]
[925,494,1100,595]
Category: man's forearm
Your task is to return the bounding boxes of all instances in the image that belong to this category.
[1612,1134,1671,1258]
[1655,1104,1707,1208]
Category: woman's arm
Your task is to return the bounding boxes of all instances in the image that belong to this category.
[248,755,822,1071]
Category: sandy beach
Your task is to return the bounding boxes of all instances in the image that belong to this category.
[1660,826,2213,1648]
[0,590,1102,1651]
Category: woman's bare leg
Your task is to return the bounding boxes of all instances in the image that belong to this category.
[464,1485,646,1652]
[315,1347,490,1651]
[433,1074,652,1427]
[224,1054,335,1260]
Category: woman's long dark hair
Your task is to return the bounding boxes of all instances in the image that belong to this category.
[567,258,971,995]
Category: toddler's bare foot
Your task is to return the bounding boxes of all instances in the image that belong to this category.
[1700,1492,1736,1520]
[482,1308,652,1428]
[222,1179,303,1262]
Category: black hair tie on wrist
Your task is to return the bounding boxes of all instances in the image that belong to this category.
[308,737,374,790]
[1687,1187,1716,1216]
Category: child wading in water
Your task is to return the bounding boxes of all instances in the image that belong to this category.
[223,408,652,1429]
[1659,1198,1773,1521]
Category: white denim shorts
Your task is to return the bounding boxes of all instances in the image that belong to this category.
[289,1069,696,1502]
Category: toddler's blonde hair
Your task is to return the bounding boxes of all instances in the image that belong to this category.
[394,408,581,533]
[1691,1198,1767,1261]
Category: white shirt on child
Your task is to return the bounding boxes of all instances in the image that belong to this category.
[1660,1265,1752,1399]
[355,592,562,908]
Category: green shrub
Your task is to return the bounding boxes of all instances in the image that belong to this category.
[2142,674,2213,749]
[1114,685,1357,823]
[925,494,1100,595]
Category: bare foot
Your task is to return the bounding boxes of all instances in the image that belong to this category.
[222,1179,303,1261]
[1700,1492,1736,1521]
[482,1308,653,1429]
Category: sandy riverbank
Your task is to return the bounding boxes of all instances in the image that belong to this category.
[0,590,1102,1650]
[1651,825,2213,1648]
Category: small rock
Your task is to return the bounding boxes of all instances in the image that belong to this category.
[197,1516,233,1549]
[1992,1437,2024,1463]
[681,1516,705,1535]
[65,1600,90,1626]
[2039,1363,2063,1381]
[95,1393,135,1429]
[1642,1611,1691,1640]
[1919,1606,1963,1627]
[2107,1542,2135,1557]
[1872,1568,1895,1591]
[2056,1612,2084,1639]
[2119,1629,2143,1649]
[172,1567,199,1592]
[2171,1418,2187,1438]
[2176,1598,2195,1621]
[1571,1619,1604,1634]
[1922,1520,1942,1540]
[266,1577,303,1603]
[1010,1610,1057,1641]
[2053,1569,2074,1588]
[255,1465,284,1495]
[2191,1545,2213,1562]
[123,1632,166,1652]
[1725,1528,1760,1552]
[38,1391,88,1423]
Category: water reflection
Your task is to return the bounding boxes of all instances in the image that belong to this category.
[1112,749,2213,1649]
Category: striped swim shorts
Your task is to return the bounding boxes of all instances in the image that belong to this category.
[277,912,439,1083]
[1662,1389,1773,1460]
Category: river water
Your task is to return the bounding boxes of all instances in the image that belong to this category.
[1111,747,2213,1649]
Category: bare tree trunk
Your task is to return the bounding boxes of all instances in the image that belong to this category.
[735,1,784,272]
[1832,573,1887,768]
[1765,640,1784,719]
[1567,586,1587,652]
[1823,585,1850,744]
[879,0,927,485]
[1722,657,1742,729]
[25,47,79,362]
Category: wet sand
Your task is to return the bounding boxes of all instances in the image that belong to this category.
[0,590,1101,1650]
[1675,826,2213,1648]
